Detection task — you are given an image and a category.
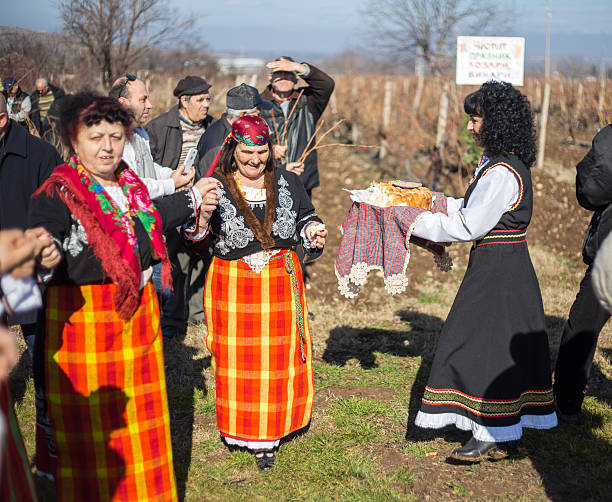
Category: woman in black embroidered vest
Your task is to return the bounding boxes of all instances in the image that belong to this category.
[185,116,327,470]
[411,81,557,461]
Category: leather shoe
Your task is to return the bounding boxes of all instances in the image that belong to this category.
[450,436,507,462]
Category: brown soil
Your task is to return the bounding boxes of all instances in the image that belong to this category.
[302,142,595,501]
[307,143,591,307]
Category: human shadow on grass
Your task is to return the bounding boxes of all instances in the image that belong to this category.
[162,327,211,502]
[525,407,612,501]
[320,309,466,444]
[9,344,32,405]
[484,328,612,501]
[321,309,443,370]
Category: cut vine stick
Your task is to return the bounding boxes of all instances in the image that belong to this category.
[310,143,380,151]
[280,89,304,145]
[271,113,280,144]
[15,68,34,87]
[298,119,345,163]
[298,119,326,163]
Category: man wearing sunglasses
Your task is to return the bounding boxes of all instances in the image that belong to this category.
[109,74,194,199]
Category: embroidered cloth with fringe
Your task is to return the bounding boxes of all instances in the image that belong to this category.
[335,192,452,298]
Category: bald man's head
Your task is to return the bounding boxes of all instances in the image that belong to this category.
[36,78,49,94]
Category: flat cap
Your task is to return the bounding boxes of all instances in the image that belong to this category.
[173,76,211,98]
[226,83,272,111]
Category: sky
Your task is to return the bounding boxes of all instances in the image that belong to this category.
[3,0,612,62]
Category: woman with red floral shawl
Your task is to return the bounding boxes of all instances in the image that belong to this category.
[28,93,221,501]
[186,116,327,470]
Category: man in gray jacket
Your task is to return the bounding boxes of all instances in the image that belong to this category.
[110,75,194,197]
[110,75,195,338]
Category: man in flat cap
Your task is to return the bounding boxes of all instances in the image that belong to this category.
[146,75,214,171]
[145,76,215,337]
[196,83,273,179]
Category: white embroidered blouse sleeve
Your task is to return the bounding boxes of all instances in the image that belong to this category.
[412,166,520,243]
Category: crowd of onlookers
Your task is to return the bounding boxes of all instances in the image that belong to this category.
[0,60,335,498]
[1,61,612,500]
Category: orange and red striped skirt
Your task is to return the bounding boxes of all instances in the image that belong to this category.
[204,250,314,443]
[44,282,177,502]
[0,380,37,502]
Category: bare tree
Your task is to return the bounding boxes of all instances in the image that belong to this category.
[0,27,81,85]
[57,0,198,87]
[364,0,505,76]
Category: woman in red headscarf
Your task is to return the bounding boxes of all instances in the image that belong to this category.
[186,116,327,470]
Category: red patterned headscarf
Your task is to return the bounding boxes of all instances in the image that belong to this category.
[204,115,270,177]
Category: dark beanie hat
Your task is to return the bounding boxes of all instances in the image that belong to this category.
[173,76,211,98]
[226,83,273,111]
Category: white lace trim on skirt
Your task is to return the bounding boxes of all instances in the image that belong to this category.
[222,436,280,451]
[414,411,557,442]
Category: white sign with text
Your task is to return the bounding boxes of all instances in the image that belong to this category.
[456,36,525,86]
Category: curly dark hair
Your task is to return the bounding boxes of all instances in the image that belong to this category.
[59,92,133,148]
[218,138,275,175]
[464,81,536,167]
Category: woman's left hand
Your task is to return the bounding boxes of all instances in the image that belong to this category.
[306,222,327,249]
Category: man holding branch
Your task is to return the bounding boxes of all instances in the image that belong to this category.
[260,57,335,199]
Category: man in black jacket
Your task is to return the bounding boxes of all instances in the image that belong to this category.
[554,124,612,423]
[30,78,66,137]
[260,58,335,198]
[0,94,62,351]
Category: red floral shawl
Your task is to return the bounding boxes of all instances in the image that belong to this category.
[34,157,171,319]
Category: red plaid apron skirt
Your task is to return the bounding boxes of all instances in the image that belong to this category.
[0,380,37,502]
[44,282,177,501]
[204,250,314,442]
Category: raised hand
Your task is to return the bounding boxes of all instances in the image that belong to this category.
[266,59,307,75]
[273,144,287,161]
[193,177,222,228]
[25,227,61,270]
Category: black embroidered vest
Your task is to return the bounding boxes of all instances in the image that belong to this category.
[464,154,533,246]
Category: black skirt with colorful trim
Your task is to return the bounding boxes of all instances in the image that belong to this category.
[418,239,555,428]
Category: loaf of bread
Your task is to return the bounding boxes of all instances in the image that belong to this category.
[366,181,432,209]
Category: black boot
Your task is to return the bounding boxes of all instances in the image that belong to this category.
[450,436,507,462]
[254,450,276,471]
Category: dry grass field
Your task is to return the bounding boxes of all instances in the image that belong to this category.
[8,74,612,500]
